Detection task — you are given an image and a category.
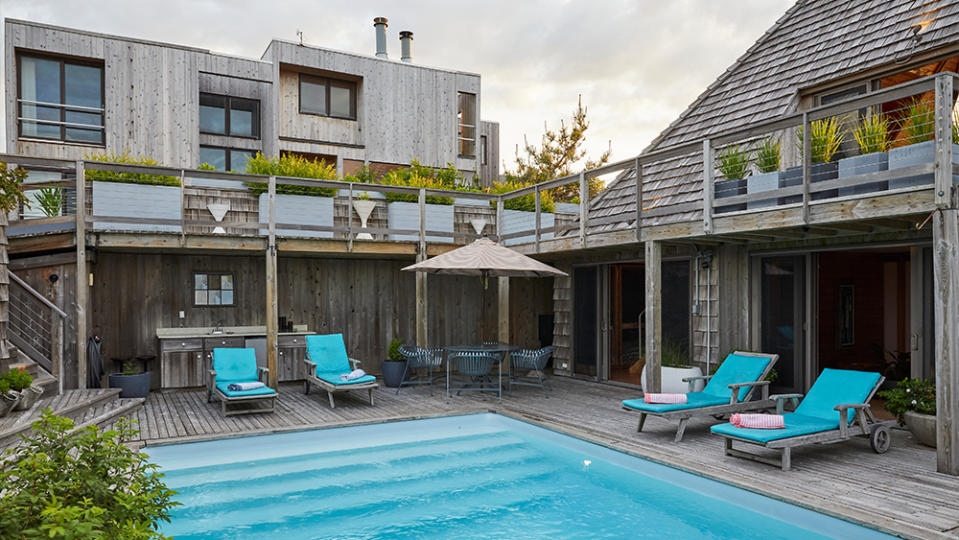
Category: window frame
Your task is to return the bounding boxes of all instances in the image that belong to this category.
[198,145,256,172]
[298,73,357,120]
[457,92,477,159]
[199,92,260,139]
[16,52,105,146]
[192,271,236,307]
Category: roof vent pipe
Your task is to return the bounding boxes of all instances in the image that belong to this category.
[374,17,389,59]
[400,31,413,63]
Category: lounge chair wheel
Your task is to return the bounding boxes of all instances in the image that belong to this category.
[870,425,891,454]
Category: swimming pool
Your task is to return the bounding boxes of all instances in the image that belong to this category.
[146,413,891,539]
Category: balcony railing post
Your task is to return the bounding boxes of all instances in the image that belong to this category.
[496,194,504,243]
[75,159,87,389]
[702,140,713,234]
[579,171,587,247]
[802,112,811,224]
[534,187,542,252]
[634,157,643,242]
[347,182,354,250]
[418,187,427,251]
[935,73,954,209]
[179,169,186,240]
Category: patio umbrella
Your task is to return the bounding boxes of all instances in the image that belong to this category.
[401,237,567,286]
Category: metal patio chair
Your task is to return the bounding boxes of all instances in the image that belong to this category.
[447,351,499,401]
[397,345,444,395]
[509,346,554,395]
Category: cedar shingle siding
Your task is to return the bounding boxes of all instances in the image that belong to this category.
[589,0,959,232]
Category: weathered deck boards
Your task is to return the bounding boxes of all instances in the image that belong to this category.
[60,379,959,538]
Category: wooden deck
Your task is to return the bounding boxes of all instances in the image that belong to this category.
[106,377,957,539]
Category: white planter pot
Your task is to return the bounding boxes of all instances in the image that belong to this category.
[92,181,181,232]
[838,151,888,196]
[554,202,580,214]
[0,391,18,417]
[641,366,705,394]
[388,201,454,243]
[13,385,43,411]
[502,209,555,245]
[746,171,781,210]
[352,199,377,240]
[259,193,334,238]
[888,141,959,189]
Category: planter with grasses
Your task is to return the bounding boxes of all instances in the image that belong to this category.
[747,137,782,210]
[247,153,338,238]
[714,144,749,213]
[888,99,959,189]
[87,152,182,233]
[640,340,703,394]
[839,114,890,195]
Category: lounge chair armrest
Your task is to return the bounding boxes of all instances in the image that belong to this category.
[683,374,712,393]
[727,380,771,403]
[770,393,803,414]
[349,357,362,369]
[257,366,269,381]
[833,403,869,411]
[834,403,871,437]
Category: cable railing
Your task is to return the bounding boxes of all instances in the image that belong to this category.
[7,270,66,382]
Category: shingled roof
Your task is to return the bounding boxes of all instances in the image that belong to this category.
[587,0,959,233]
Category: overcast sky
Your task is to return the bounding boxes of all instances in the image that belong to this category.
[1,0,794,171]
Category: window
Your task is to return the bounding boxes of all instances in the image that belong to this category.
[194,273,234,306]
[18,54,104,144]
[480,135,488,166]
[299,74,356,120]
[199,93,260,138]
[199,146,255,172]
[457,92,476,157]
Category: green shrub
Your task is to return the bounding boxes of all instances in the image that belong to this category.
[754,137,781,174]
[341,164,377,184]
[244,153,339,197]
[0,161,29,214]
[898,98,935,145]
[796,117,846,163]
[35,187,64,217]
[387,339,404,362]
[196,162,216,171]
[489,180,556,213]
[878,378,935,423]
[377,160,468,205]
[0,378,11,394]
[717,144,750,180]
[85,152,180,187]
[0,411,178,539]
[2,368,33,391]
[853,114,890,154]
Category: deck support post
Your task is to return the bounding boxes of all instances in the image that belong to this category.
[934,210,959,475]
[498,276,509,344]
[935,73,953,209]
[702,140,713,234]
[75,160,87,389]
[265,175,279,389]
[415,251,428,348]
[644,240,662,394]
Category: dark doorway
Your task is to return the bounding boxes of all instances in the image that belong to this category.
[761,256,805,394]
[573,266,598,377]
[609,264,644,385]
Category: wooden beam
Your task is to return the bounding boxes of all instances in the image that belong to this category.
[265,176,279,389]
[802,112,811,224]
[935,74,954,209]
[702,140,713,234]
[934,208,959,475]
[498,277,509,343]
[75,160,87,390]
[534,188,541,253]
[644,240,662,394]
[635,158,643,242]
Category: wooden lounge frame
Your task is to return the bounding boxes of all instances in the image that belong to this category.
[208,366,276,417]
[304,356,378,409]
[715,375,890,471]
[626,351,779,442]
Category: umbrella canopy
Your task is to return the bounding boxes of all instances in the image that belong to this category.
[402,238,567,278]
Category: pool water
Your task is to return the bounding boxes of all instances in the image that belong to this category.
[146,414,890,539]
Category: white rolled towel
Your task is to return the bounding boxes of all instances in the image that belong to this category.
[227,381,266,391]
[340,369,367,381]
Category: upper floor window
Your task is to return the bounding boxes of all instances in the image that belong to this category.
[199,93,259,138]
[457,92,476,158]
[18,54,104,145]
[299,74,356,120]
[199,146,255,172]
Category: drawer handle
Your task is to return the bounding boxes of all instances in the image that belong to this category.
[221,340,226,344]
[181,342,186,346]
[293,339,298,343]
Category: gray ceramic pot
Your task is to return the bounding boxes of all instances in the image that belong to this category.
[381,361,407,388]
[109,372,152,398]
[904,410,936,448]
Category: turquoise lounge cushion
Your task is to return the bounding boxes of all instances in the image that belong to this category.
[794,368,881,427]
[306,334,352,375]
[315,373,377,386]
[215,381,276,398]
[702,353,772,402]
[213,348,258,382]
[710,413,836,443]
[622,392,729,413]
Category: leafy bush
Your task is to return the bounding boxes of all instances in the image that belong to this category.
[0,378,11,394]
[2,368,34,391]
[387,339,404,362]
[35,187,64,217]
[244,153,339,197]
[717,144,750,180]
[488,180,556,213]
[0,411,178,539]
[853,114,890,154]
[377,160,468,205]
[754,137,781,174]
[878,378,936,423]
[341,164,377,184]
[898,98,935,145]
[0,161,30,213]
[196,162,216,171]
[85,152,180,187]
[796,117,846,163]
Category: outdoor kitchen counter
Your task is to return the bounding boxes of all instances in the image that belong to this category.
[156,327,315,388]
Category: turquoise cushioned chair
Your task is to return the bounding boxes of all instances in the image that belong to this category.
[710,368,890,471]
[303,334,378,408]
[208,348,277,416]
[621,351,778,442]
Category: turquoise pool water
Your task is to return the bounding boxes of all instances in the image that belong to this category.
[146,414,891,539]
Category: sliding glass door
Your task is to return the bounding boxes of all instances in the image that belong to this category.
[760,256,805,394]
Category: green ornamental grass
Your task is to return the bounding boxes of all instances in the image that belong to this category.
[796,116,846,163]
[853,114,890,154]
[753,137,781,174]
[717,144,750,180]
[899,98,935,145]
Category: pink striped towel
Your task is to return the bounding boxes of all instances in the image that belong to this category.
[644,393,687,404]
[731,413,785,429]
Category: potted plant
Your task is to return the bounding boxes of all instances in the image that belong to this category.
[714,144,749,213]
[3,368,42,411]
[383,161,457,243]
[838,114,890,196]
[888,98,959,188]
[87,152,182,233]
[382,339,407,388]
[247,153,339,239]
[747,137,781,210]
[781,117,845,203]
[0,378,19,417]
[640,339,704,394]
[108,360,152,398]
[878,378,936,447]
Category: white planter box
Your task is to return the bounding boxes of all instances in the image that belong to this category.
[259,193,334,238]
[388,201,454,243]
[92,181,181,232]
[502,209,554,246]
[641,366,705,394]
[837,152,888,196]
[454,197,491,207]
[888,140,959,189]
[554,202,580,214]
[338,188,386,200]
[746,172,780,210]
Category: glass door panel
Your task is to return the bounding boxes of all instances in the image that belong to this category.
[609,264,644,385]
[761,256,805,394]
[573,267,598,377]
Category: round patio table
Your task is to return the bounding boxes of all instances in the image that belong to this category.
[444,343,519,402]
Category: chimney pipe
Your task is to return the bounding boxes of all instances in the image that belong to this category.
[399,31,413,63]
[373,17,389,59]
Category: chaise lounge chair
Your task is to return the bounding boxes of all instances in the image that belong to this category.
[621,351,779,442]
[208,348,277,416]
[710,368,891,471]
[303,334,378,408]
